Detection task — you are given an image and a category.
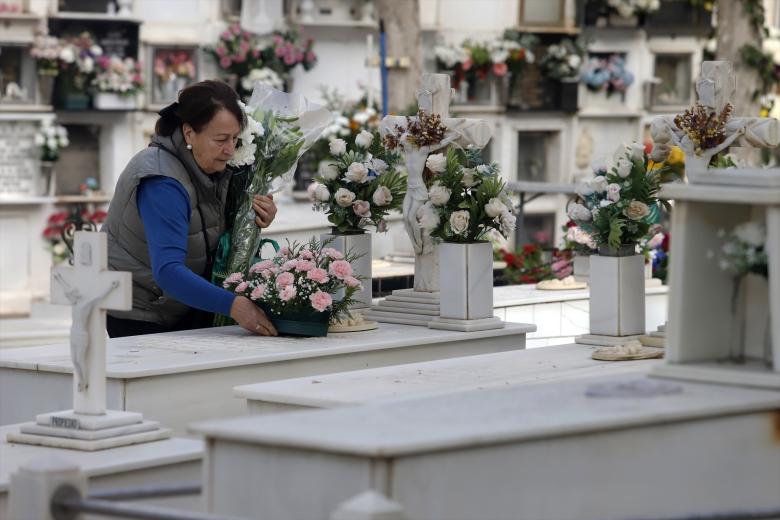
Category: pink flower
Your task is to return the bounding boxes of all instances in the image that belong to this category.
[275,271,295,288]
[250,284,266,300]
[233,53,246,63]
[220,30,232,40]
[215,46,227,58]
[250,259,275,274]
[352,200,371,219]
[295,260,315,272]
[344,276,362,289]
[282,259,298,271]
[235,281,248,293]
[261,269,276,279]
[278,246,291,257]
[329,260,352,279]
[310,291,332,312]
[306,51,316,63]
[299,249,314,260]
[239,40,250,53]
[223,272,244,288]
[306,268,329,284]
[219,56,232,69]
[322,247,343,260]
[279,285,297,302]
[231,23,242,35]
[461,58,473,71]
[493,62,508,77]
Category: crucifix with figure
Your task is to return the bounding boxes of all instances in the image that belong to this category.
[367,73,492,326]
[7,232,171,450]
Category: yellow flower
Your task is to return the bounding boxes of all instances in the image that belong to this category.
[667,146,684,165]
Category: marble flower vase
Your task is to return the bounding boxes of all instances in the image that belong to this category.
[320,229,372,309]
[93,92,137,110]
[429,241,504,331]
[577,250,645,346]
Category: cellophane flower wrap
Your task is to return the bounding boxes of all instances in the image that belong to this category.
[423,147,516,243]
[220,84,331,281]
[567,143,670,252]
[308,132,405,233]
[222,238,362,324]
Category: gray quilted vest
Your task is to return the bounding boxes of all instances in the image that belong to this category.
[102,128,230,326]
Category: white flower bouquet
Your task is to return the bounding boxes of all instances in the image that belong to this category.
[35,120,69,162]
[718,222,768,278]
[308,132,406,233]
[219,84,331,281]
[421,147,516,243]
[567,143,669,253]
[222,237,363,335]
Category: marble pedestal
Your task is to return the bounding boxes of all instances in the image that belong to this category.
[365,289,440,326]
[194,375,780,520]
[235,343,661,415]
[0,424,203,518]
[0,323,534,435]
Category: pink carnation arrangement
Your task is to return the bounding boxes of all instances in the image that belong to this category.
[223,238,363,323]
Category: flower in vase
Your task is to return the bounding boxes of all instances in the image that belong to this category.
[355,130,374,148]
[345,162,369,183]
[576,182,594,198]
[369,157,388,175]
[275,271,295,288]
[461,168,478,187]
[485,197,505,218]
[320,163,340,181]
[309,290,333,312]
[344,276,362,288]
[329,138,347,155]
[353,200,371,219]
[607,183,621,202]
[591,175,608,193]
[295,260,315,272]
[567,202,592,222]
[223,272,244,288]
[428,183,451,206]
[616,158,633,178]
[733,221,765,247]
[426,153,447,173]
[279,285,297,301]
[308,182,330,202]
[624,201,650,221]
[499,209,516,235]
[372,186,393,206]
[329,259,353,279]
[307,268,329,283]
[322,247,344,260]
[235,281,248,292]
[450,210,470,235]
[334,188,356,207]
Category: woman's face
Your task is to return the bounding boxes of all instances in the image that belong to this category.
[183,108,241,174]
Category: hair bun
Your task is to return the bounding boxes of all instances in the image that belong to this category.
[158,101,180,119]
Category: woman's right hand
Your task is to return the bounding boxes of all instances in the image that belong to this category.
[230,296,277,336]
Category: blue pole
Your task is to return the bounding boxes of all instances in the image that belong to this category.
[379,19,389,116]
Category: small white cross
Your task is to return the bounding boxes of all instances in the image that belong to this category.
[51,231,132,416]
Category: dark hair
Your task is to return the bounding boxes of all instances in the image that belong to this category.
[155,80,246,136]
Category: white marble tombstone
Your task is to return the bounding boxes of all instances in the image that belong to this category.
[6,232,172,450]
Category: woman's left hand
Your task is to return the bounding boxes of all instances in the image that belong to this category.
[252,194,277,229]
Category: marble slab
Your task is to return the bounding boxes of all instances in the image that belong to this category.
[235,343,661,413]
[0,322,534,434]
[0,424,203,517]
[194,375,780,520]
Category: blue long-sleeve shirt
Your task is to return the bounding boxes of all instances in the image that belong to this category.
[137,176,235,317]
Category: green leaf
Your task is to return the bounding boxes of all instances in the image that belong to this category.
[608,218,625,250]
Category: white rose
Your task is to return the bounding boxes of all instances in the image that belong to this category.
[612,144,630,165]
[355,130,374,149]
[567,202,592,222]
[623,201,650,221]
[428,183,451,206]
[449,210,470,235]
[499,209,516,235]
[616,158,633,178]
[733,222,765,247]
[320,162,340,181]
[345,162,369,183]
[372,186,393,206]
[630,143,645,162]
[484,197,505,218]
[334,188,356,207]
[329,139,347,156]
[311,183,330,202]
[606,183,621,202]
[34,133,45,146]
[370,158,388,174]
[461,168,478,187]
[590,175,608,193]
[425,153,447,173]
[600,199,614,207]
[59,47,75,63]
[576,181,594,198]
[416,201,440,232]
[476,164,491,175]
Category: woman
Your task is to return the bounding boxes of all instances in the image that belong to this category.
[103,80,277,337]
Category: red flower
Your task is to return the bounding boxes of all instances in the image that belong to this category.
[522,244,538,254]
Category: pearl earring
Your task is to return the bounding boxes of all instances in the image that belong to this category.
[186,143,192,150]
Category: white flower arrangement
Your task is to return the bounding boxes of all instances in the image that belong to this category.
[717,222,768,277]
[241,67,284,93]
[35,120,69,162]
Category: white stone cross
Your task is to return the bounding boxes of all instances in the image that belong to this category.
[51,231,131,416]
[379,73,492,293]
[651,61,780,172]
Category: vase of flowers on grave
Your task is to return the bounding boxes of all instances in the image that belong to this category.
[223,238,363,337]
[92,56,143,110]
[581,54,634,110]
[562,220,597,283]
[34,119,68,196]
[309,132,405,308]
[568,142,669,338]
[424,148,515,326]
[52,33,102,110]
[31,24,61,105]
[718,221,769,365]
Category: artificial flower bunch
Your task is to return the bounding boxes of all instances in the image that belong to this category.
[501,30,539,75]
[35,119,69,162]
[500,244,574,285]
[581,54,634,97]
[223,238,362,323]
[30,25,61,75]
[607,0,660,18]
[153,50,196,84]
[57,32,103,79]
[673,102,733,157]
[567,143,669,252]
[538,39,584,80]
[717,222,768,278]
[434,35,532,90]
[93,56,144,96]
[419,147,516,243]
[211,23,260,78]
[562,220,597,254]
[308,131,405,233]
[270,30,317,73]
